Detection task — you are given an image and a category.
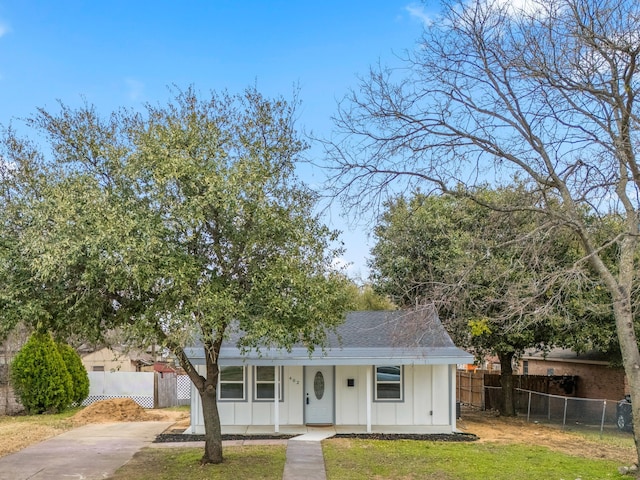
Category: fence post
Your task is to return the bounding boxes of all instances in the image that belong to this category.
[153,372,158,409]
[600,400,607,438]
[527,391,532,423]
[562,397,568,430]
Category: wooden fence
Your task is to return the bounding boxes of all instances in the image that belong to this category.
[484,373,577,410]
[457,370,578,410]
[456,370,486,407]
[155,372,177,408]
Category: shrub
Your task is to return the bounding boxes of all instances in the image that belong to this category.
[10,331,73,414]
[57,342,90,406]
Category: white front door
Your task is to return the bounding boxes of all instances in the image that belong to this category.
[304,366,334,424]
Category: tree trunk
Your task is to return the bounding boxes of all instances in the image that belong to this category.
[612,292,640,473]
[170,342,224,464]
[199,378,223,464]
[498,351,516,417]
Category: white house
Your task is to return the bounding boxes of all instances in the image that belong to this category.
[185,307,472,434]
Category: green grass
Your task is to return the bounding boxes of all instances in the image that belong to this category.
[323,439,627,480]
[108,438,628,480]
[162,405,191,413]
[567,427,636,450]
[109,445,287,480]
[0,407,80,427]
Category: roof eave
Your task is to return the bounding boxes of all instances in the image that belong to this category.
[184,346,473,366]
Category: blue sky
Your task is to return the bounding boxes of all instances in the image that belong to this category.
[0,1,430,280]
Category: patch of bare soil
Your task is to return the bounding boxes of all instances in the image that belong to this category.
[72,398,188,425]
[0,421,71,458]
[457,408,636,464]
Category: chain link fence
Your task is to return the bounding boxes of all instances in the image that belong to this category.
[482,386,626,435]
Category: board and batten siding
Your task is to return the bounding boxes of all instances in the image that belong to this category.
[334,365,451,430]
[189,365,303,434]
[190,363,455,434]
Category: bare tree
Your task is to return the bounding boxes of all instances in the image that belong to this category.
[327,0,640,465]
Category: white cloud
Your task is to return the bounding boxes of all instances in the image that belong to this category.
[125,78,145,101]
[0,22,10,38]
[0,157,17,182]
[405,3,433,26]
[330,256,351,273]
[486,0,550,18]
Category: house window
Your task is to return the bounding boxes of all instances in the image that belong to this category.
[523,361,529,375]
[219,366,245,400]
[254,366,283,401]
[92,366,105,372]
[374,365,403,401]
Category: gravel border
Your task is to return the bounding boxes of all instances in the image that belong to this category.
[154,433,295,443]
[154,432,478,443]
[334,433,478,442]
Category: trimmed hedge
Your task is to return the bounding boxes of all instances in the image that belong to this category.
[10,331,73,414]
[57,342,90,406]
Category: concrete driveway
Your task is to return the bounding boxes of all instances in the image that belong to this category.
[0,421,173,480]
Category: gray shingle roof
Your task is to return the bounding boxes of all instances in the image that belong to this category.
[184,306,473,366]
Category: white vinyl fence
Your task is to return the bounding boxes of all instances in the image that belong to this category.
[85,371,155,408]
[177,374,192,406]
[83,372,192,408]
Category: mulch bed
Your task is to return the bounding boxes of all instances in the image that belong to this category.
[154,433,295,443]
[154,432,478,443]
[334,433,478,441]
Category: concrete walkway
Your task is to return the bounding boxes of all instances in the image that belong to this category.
[0,422,334,480]
[0,421,173,480]
[282,427,335,480]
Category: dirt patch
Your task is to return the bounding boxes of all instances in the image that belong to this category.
[457,408,636,464]
[72,399,188,425]
[0,421,71,458]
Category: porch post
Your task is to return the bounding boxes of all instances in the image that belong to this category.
[366,365,372,433]
[274,365,280,433]
[449,364,456,431]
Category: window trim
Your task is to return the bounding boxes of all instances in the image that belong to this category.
[373,365,404,402]
[218,365,247,402]
[253,366,284,402]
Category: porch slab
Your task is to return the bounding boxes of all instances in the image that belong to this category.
[218,424,454,436]
[290,426,336,441]
[220,425,309,435]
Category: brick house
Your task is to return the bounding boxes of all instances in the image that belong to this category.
[518,348,625,401]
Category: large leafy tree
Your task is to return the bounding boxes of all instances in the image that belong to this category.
[0,87,352,464]
[328,0,640,464]
[369,188,585,415]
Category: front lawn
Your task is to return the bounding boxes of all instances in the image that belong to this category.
[323,438,627,480]
[107,438,629,480]
[109,445,287,480]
